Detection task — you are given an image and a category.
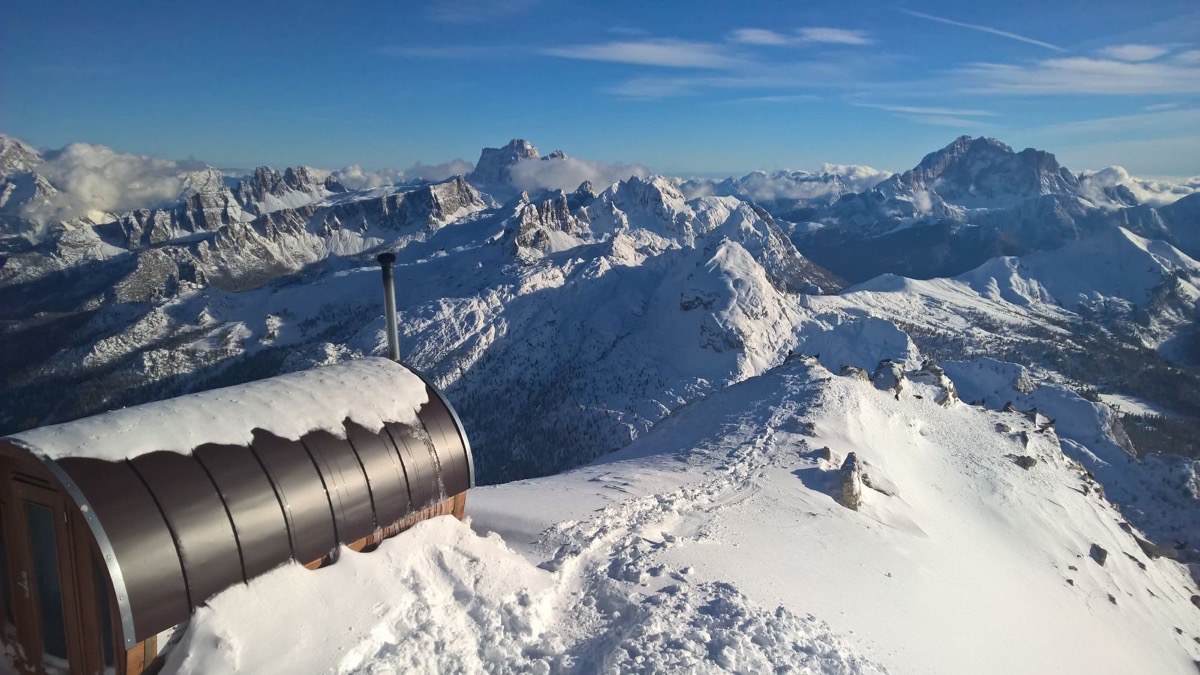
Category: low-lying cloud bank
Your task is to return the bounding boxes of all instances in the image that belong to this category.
[508,155,651,193]
[331,159,474,190]
[5,136,479,225]
[1079,166,1200,206]
[24,143,209,222]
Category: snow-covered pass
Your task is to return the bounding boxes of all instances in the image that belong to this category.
[0,357,474,675]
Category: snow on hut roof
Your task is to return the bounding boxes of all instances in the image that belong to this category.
[9,357,429,461]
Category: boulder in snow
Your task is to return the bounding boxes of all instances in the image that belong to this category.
[870,359,906,396]
[839,365,869,381]
[839,452,863,511]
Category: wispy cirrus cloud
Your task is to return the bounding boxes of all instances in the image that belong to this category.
[1144,102,1181,112]
[900,9,1064,52]
[853,103,997,128]
[602,55,882,100]
[1034,107,1200,134]
[728,27,873,47]
[797,27,873,45]
[726,93,822,104]
[856,103,995,116]
[1097,44,1171,62]
[729,28,793,46]
[545,39,744,69]
[960,55,1200,95]
[1174,49,1200,64]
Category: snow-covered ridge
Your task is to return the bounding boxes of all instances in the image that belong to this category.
[8,357,427,461]
[160,359,1200,674]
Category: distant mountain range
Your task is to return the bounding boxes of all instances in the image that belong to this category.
[1,134,1197,551]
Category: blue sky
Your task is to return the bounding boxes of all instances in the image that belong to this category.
[3,0,1199,176]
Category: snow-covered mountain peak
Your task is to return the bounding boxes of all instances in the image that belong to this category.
[0,134,43,175]
[958,226,1200,309]
[233,165,343,216]
[469,138,541,187]
[896,135,1079,208]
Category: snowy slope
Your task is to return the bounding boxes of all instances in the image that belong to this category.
[160,359,1200,674]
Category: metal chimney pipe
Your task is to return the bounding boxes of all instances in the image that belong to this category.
[377,252,400,362]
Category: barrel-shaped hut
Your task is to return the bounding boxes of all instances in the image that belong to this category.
[0,357,473,675]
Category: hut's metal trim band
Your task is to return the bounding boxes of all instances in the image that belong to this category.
[34,454,139,649]
[405,365,475,489]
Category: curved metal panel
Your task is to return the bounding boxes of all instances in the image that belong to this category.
[345,422,410,528]
[303,430,376,544]
[54,457,189,644]
[417,390,471,497]
[129,452,243,609]
[406,366,476,488]
[193,443,291,581]
[384,423,439,511]
[33,455,139,649]
[250,430,338,564]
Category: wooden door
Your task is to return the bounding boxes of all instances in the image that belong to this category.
[5,479,85,675]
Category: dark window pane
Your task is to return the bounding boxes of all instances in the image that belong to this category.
[93,562,114,668]
[26,503,69,669]
[0,510,13,636]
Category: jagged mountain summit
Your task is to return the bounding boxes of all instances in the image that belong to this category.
[468,138,540,188]
[790,135,1199,282]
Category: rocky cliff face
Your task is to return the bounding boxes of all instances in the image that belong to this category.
[795,136,1197,282]
[469,139,540,188]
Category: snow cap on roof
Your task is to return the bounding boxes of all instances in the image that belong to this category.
[9,357,429,462]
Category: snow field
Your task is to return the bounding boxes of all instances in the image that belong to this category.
[163,361,1200,673]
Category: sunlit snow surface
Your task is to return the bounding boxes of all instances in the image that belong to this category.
[162,362,1200,674]
[10,357,427,460]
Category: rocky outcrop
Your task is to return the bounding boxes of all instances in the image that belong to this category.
[510,191,589,253]
[839,452,863,510]
[1008,454,1038,470]
[907,360,959,407]
[839,365,869,381]
[469,139,539,188]
[870,359,906,395]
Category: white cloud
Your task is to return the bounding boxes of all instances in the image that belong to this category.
[729,28,792,46]
[604,76,704,99]
[1079,165,1200,206]
[820,164,894,192]
[960,57,1200,95]
[900,9,1063,51]
[857,103,994,116]
[1174,49,1200,65]
[724,165,891,202]
[23,142,208,223]
[332,159,474,189]
[1097,44,1170,62]
[796,28,873,46]
[508,156,650,193]
[407,159,474,182]
[331,165,406,190]
[1038,108,1200,134]
[545,39,742,69]
[728,27,872,47]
